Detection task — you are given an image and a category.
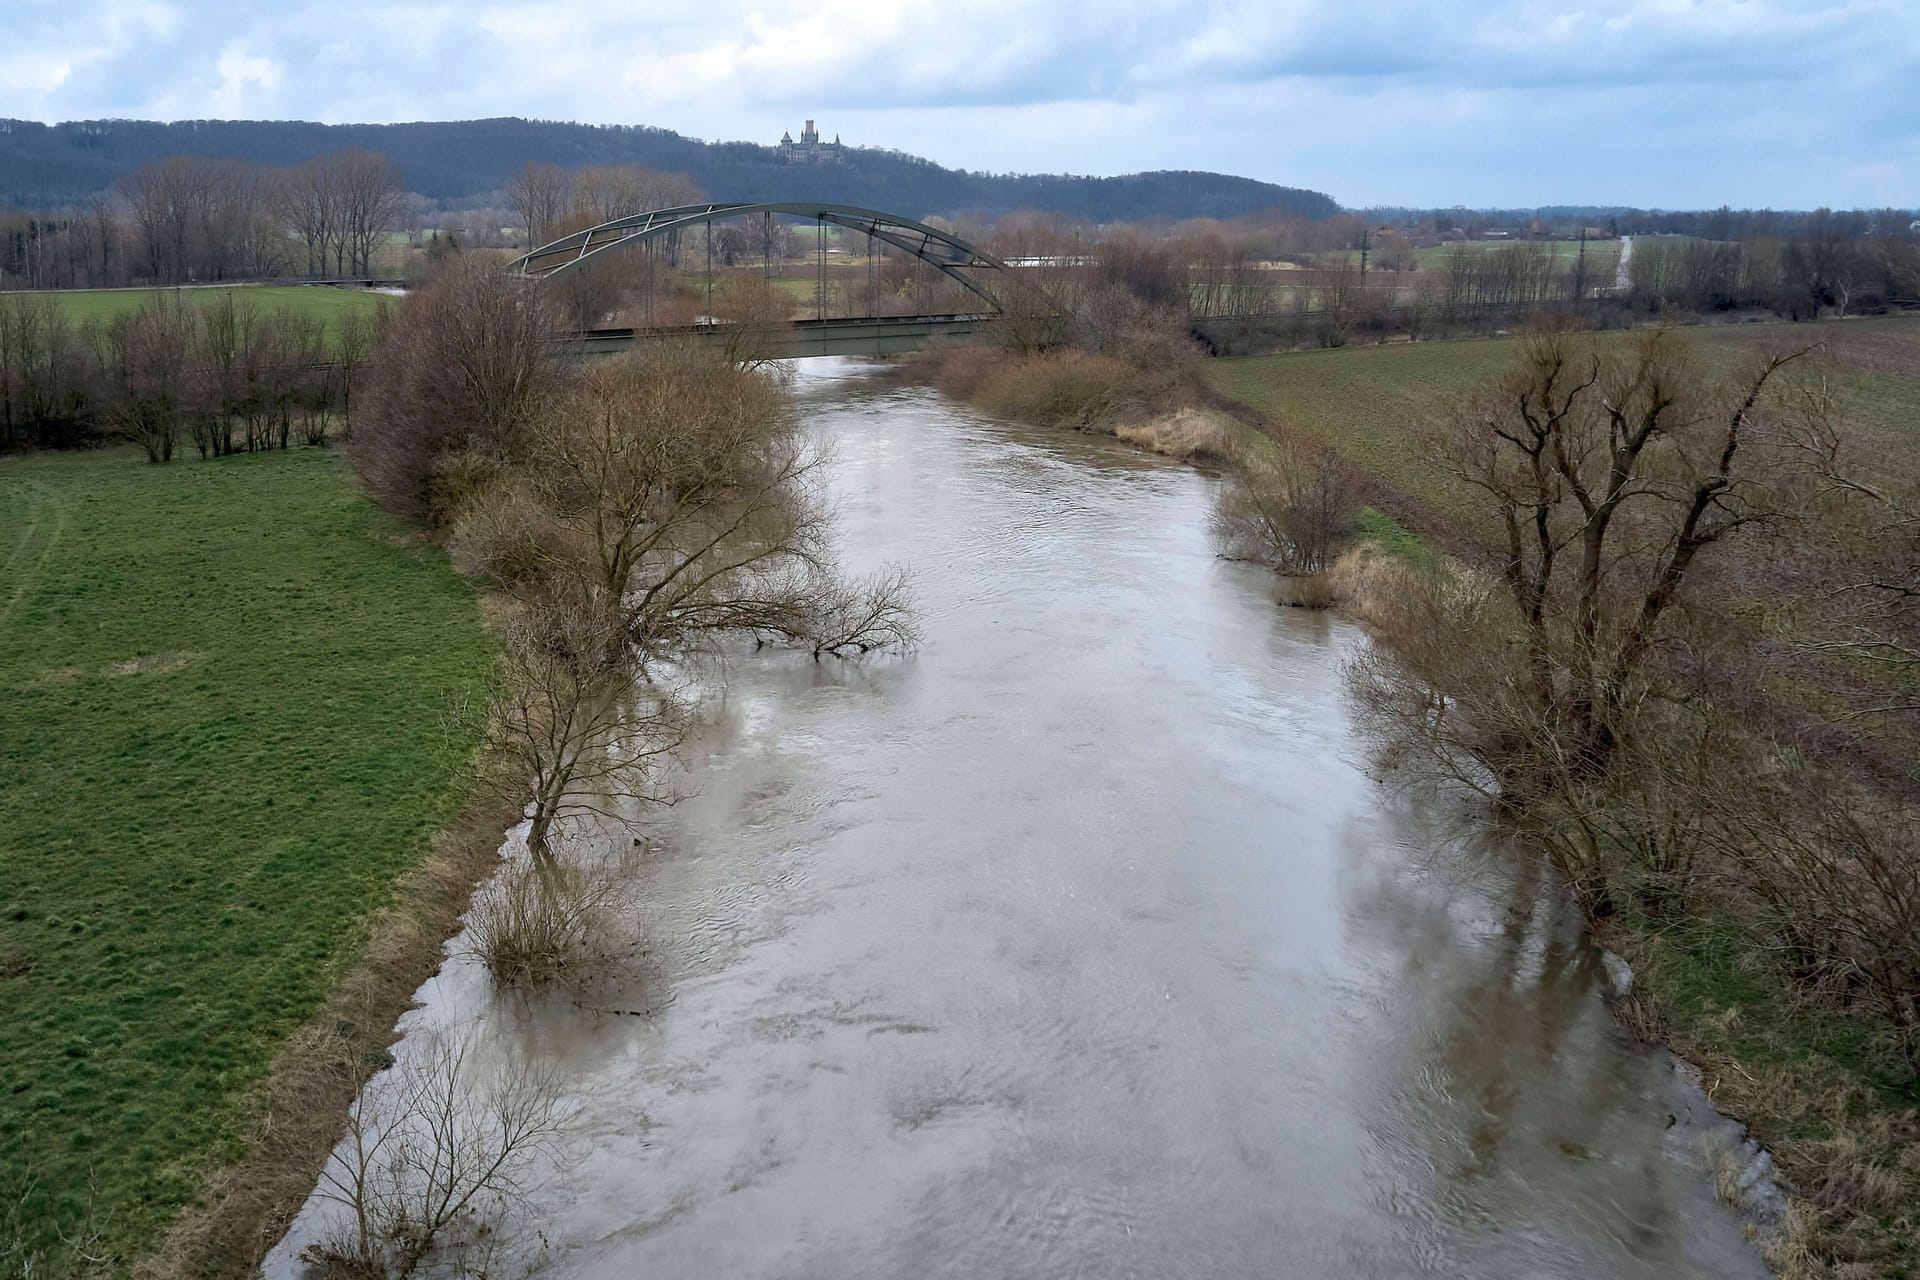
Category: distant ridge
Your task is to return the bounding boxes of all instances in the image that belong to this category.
[0,117,1340,222]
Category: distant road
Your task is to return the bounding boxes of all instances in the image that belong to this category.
[1615,235,1634,290]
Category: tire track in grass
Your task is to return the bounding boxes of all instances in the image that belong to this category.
[0,479,67,629]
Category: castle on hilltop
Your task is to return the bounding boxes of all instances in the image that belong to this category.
[778,120,844,164]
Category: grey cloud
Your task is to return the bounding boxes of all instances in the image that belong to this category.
[1,0,1913,206]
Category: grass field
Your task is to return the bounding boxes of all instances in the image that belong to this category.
[0,446,490,1265]
[1209,315,1920,529]
[1311,240,1626,274]
[31,285,393,344]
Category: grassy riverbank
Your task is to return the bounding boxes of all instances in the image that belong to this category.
[0,446,491,1269]
[1208,315,1920,1276]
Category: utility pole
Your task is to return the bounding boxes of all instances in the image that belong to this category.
[1359,226,1371,282]
[1572,224,1589,309]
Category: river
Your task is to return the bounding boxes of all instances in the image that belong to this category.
[269,358,1767,1279]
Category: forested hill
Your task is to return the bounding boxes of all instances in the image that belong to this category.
[0,117,1339,221]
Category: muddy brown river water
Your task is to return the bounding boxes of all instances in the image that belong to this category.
[269,358,1769,1279]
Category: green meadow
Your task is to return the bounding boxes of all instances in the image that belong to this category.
[0,446,489,1265]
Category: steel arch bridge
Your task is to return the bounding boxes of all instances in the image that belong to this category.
[506,202,1012,311]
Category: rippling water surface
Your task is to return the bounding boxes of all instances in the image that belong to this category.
[270,359,1766,1279]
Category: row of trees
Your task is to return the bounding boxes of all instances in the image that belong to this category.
[1626,230,1920,318]
[982,206,1920,348]
[0,291,375,455]
[1,150,407,288]
[982,209,1379,265]
[503,162,702,248]
[989,229,1617,355]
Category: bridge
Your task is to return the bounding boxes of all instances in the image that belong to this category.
[510,202,1016,357]
[509,200,1397,361]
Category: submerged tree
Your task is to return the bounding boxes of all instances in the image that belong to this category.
[304,1028,574,1277]
[466,603,685,861]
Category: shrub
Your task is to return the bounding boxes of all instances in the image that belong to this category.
[1113,408,1233,462]
[0,292,98,451]
[930,344,1012,402]
[974,349,1139,429]
[1210,431,1357,574]
[349,257,566,522]
[466,853,631,988]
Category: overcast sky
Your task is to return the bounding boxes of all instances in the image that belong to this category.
[3,0,1916,209]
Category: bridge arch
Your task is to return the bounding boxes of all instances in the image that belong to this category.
[507,202,1012,311]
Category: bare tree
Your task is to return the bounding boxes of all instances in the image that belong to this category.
[350,256,567,521]
[1774,370,1920,720]
[1719,771,1920,1061]
[191,291,254,458]
[332,306,380,442]
[567,166,701,229]
[805,565,922,657]
[277,157,341,277]
[505,162,573,249]
[451,346,851,660]
[997,271,1075,355]
[334,150,409,277]
[0,292,95,451]
[101,297,195,461]
[1437,326,1809,769]
[303,1028,574,1278]
[708,274,792,367]
[1210,432,1354,576]
[457,602,686,860]
[119,156,206,283]
[1346,326,1821,909]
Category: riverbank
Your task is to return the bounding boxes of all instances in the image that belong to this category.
[1206,322,1920,1279]
[0,446,497,1273]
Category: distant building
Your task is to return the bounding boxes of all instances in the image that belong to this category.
[779,120,845,164]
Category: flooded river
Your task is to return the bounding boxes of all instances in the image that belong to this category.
[271,359,1766,1278]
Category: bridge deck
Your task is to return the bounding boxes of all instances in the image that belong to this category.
[569,313,999,360]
